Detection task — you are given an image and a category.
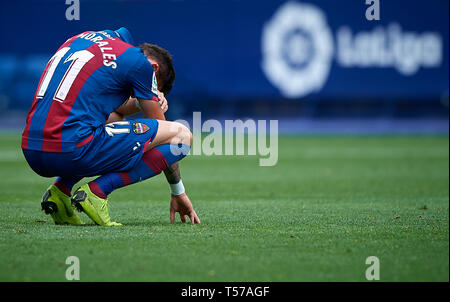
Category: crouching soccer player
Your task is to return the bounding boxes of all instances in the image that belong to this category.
[21,27,200,226]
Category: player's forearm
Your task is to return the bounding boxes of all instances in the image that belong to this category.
[164,162,182,184]
[106,97,144,124]
[105,111,126,124]
[140,100,166,120]
[165,162,185,196]
[115,97,140,116]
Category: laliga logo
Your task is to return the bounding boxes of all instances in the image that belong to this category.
[261,1,333,98]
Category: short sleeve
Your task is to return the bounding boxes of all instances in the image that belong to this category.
[127,55,159,101]
[115,27,134,45]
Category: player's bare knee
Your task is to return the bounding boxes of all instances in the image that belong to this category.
[185,127,193,146]
[170,122,192,146]
[179,124,193,146]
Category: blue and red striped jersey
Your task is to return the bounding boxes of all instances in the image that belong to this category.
[22,28,159,152]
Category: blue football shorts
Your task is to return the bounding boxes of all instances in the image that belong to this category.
[22,118,159,178]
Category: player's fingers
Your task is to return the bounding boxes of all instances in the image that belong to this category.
[157,95,166,107]
[157,91,165,102]
[180,213,187,223]
[189,211,200,224]
[189,213,195,224]
[193,214,201,224]
[194,213,201,224]
[170,208,175,223]
[159,99,166,110]
[193,211,200,224]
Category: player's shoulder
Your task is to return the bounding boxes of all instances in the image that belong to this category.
[119,47,154,75]
[70,27,153,77]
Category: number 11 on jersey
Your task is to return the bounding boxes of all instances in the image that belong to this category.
[37,47,95,102]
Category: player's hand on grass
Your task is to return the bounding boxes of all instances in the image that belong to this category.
[169,193,200,224]
[157,91,168,113]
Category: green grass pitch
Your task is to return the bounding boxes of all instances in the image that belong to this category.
[0,133,448,281]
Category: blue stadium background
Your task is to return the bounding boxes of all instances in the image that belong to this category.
[0,0,448,134]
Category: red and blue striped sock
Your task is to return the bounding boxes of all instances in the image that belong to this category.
[88,144,190,198]
[53,176,83,196]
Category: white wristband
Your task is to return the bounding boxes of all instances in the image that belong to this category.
[169,180,185,196]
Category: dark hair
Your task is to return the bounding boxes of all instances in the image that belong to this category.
[138,43,175,96]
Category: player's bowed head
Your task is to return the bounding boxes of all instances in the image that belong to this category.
[138,42,175,97]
